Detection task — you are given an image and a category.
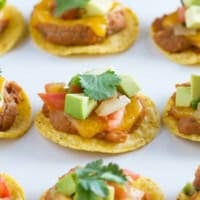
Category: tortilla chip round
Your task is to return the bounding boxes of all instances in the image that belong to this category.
[0,5,26,55]
[40,176,165,200]
[0,88,32,139]
[30,7,139,56]
[176,192,190,200]
[35,94,160,154]
[0,173,25,200]
[151,27,200,65]
[163,96,200,141]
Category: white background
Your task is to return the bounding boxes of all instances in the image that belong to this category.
[0,0,199,199]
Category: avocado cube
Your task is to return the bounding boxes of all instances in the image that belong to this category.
[192,0,200,5]
[85,0,113,16]
[73,192,103,200]
[118,75,140,97]
[182,0,200,6]
[65,94,97,120]
[56,173,77,197]
[191,74,200,100]
[176,86,191,107]
[186,6,200,29]
[105,186,115,200]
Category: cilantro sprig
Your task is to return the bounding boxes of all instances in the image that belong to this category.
[75,160,127,200]
[68,70,121,101]
[0,0,6,10]
[54,0,90,17]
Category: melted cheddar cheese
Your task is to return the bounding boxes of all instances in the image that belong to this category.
[75,96,143,138]
[31,0,108,37]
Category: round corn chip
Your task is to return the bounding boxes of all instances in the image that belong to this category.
[0,87,32,139]
[35,94,160,154]
[163,96,200,141]
[151,27,200,65]
[0,173,25,200]
[40,176,165,200]
[0,5,26,55]
[177,192,190,200]
[30,7,139,56]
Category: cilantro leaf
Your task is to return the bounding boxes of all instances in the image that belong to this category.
[79,71,121,101]
[54,0,90,17]
[0,0,6,9]
[75,160,127,199]
[191,97,200,109]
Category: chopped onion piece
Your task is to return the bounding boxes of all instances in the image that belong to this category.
[174,24,196,36]
[95,95,130,116]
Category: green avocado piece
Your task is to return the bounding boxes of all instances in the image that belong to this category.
[64,93,97,120]
[118,75,140,97]
[182,182,196,195]
[175,86,191,107]
[0,0,5,9]
[85,0,113,16]
[56,173,77,197]
[191,74,200,100]
[186,6,200,29]
[105,186,114,200]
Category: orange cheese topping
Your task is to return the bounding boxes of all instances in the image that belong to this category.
[75,96,143,138]
[31,0,107,37]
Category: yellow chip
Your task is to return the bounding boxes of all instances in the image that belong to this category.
[0,5,26,55]
[0,80,32,139]
[29,6,139,56]
[0,173,25,200]
[35,94,160,154]
[151,23,200,65]
[163,96,200,141]
[40,175,165,200]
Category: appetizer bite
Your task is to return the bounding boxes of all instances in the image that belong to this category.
[0,76,31,139]
[35,69,160,153]
[151,0,200,65]
[0,0,25,55]
[41,159,165,200]
[177,166,200,200]
[30,0,139,56]
[163,74,200,141]
[0,173,24,200]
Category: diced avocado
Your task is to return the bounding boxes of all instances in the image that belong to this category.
[56,173,77,197]
[118,75,140,97]
[185,6,200,29]
[73,192,103,200]
[175,86,191,107]
[65,93,97,120]
[191,74,200,100]
[85,0,113,16]
[182,182,196,195]
[182,0,200,7]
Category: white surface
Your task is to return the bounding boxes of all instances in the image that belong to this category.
[0,0,199,199]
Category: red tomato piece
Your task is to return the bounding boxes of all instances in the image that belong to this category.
[45,82,66,93]
[39,93,66,110]
[123,169,140,181]
[105,108,125,131]
[0,177,11,198]
[69,84,82,93]
[177,6,186,24]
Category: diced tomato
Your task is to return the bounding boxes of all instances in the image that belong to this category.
[39,93,66,110]
[123,169,140,181]
[0,177,11,198]
[69,84,82,93]
[108,182,128,199]
[45,82,66,93]
[104,108,125,131]
[177,6,186,24]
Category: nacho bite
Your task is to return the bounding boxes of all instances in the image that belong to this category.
[177,166,200,200]
[35,69,160,153]
[151,0,200,65]
[163,74,200,141]
[40,160,165,200]
[0,173,25,200]
[0,0,25,55]
[30,0,139,56]
[0,76,31,139]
